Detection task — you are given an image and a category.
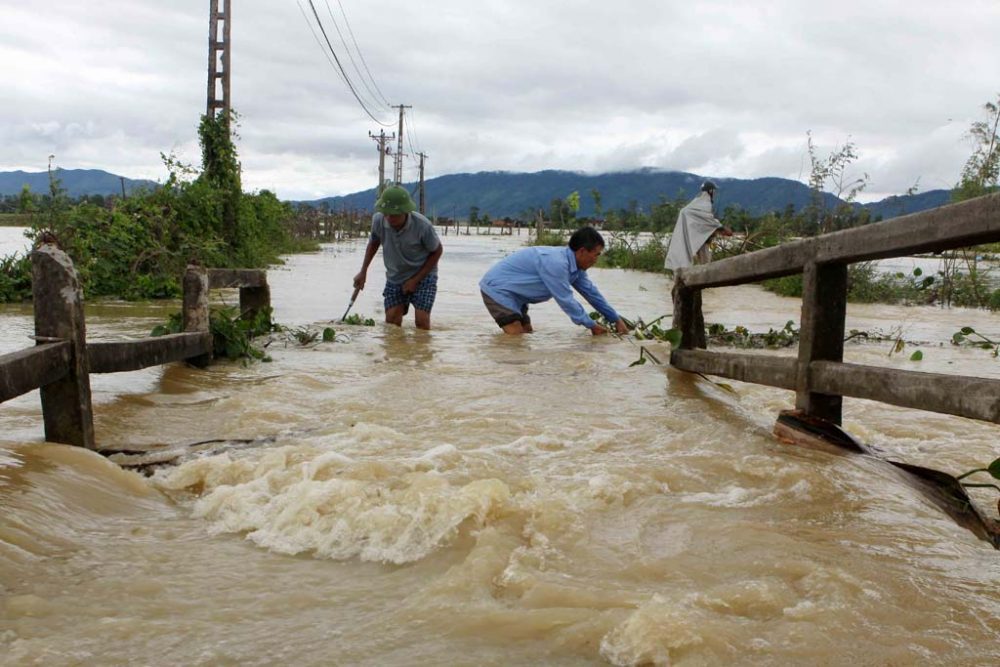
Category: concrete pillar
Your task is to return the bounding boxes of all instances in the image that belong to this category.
[31,243,95,448]
[240,279,271,324]
[795,261,847,423]
[183,264,212,367]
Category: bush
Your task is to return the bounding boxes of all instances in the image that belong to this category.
[599,232,667,272]
[529,229,566,246]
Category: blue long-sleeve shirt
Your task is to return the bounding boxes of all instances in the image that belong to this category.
[479,246,620,329]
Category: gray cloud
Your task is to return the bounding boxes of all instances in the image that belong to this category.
[1,0,997,200]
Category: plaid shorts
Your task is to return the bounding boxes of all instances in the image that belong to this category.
[383,273,438,313]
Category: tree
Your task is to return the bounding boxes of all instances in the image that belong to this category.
[198,110,242,244]
[468,206,480,225]
[565,190,580,221]
[954,93,1000,202]
[805,131,869,234]
[17,185,35,214]
[590,188,603,219]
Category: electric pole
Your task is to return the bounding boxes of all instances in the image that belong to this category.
[369,130,395,196]
[392,104,411,184]
[206,0,232,121]
[417,152,428,214]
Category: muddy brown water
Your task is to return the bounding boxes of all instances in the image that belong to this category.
[2,229,999,665]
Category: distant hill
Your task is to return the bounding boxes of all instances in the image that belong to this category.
[306,169,953,221]
[0,166,953,221]
[0,169,160,198]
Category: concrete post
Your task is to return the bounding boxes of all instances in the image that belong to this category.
[183,264,212,368]
[31,243,95,448]
[795,261,848,423]
[239,279,270,323]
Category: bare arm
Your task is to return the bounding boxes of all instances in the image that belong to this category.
[353,238,381,290]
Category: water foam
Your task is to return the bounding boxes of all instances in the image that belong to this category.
[154,445,512,564]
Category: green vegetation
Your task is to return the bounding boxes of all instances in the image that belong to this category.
[0,111,318,303]
[528,229,566,247]
[952,326,999,357]
[341,313,376,326]
[599,231,666,272]
[957,458,1000,496]
[151,306,278,362]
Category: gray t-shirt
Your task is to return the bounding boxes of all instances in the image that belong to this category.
[370,211,441,283]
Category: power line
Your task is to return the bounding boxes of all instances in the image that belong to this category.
[334,0,391,108]
[299,0,392,126]
[296,0,351,90]
[406,107,423,154]
[322,0,388,114]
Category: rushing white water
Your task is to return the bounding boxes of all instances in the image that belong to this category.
[2,230,999,666]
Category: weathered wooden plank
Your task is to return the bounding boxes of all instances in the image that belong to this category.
[670,349,798,390]
[88,332,213,374]
[810,361,1000,424]
[678,239,812,289]
[208,268,267,289]
[0,342,71,402]
[814,192,1000,264]
[671,277,705,349]
[677,192,1000,290]
[795,262,847,423]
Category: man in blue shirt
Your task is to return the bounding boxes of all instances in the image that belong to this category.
[353,186,443,330]
[479,227,630,335]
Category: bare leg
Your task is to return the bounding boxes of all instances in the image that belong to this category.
[414,309,431,330]
[501,321,527,334]
[385,305,404,326]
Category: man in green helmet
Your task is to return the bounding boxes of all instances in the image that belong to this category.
[353,186,443,329]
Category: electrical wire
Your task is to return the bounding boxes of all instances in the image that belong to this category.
[335,0,392,108]
[323,0,389,114]
[299,0,392,126]
[296,1,351,90]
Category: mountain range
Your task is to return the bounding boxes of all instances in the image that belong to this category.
[0,169,159,198]
[0,167,953,221]
[309,169,952,221]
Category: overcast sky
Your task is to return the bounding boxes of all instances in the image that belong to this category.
[1,0,998,202]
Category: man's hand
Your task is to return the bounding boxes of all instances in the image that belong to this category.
[402,276,420,294]
[353,272,367,290]
[591,323,609,336]
[615,319,630,334]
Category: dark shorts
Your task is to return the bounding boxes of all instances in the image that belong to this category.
[383,273,437,313]
[481,291,531,328]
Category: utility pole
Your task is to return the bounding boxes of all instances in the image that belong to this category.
[206,0,232,120]
[417,152,428,214]
[369,130,395,196]
[392,104,411,184]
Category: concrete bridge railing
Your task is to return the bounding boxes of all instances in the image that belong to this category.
[671,192,1000,427]
[0,243,269,449]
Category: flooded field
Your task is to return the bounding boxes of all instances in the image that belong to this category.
[2,228,999,665]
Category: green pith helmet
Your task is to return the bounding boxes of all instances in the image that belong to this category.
[375,186,416,215]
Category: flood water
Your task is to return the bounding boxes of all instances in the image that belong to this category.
[2,226,1000,666]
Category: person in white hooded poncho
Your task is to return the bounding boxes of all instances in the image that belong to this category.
[664,181,732,271]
